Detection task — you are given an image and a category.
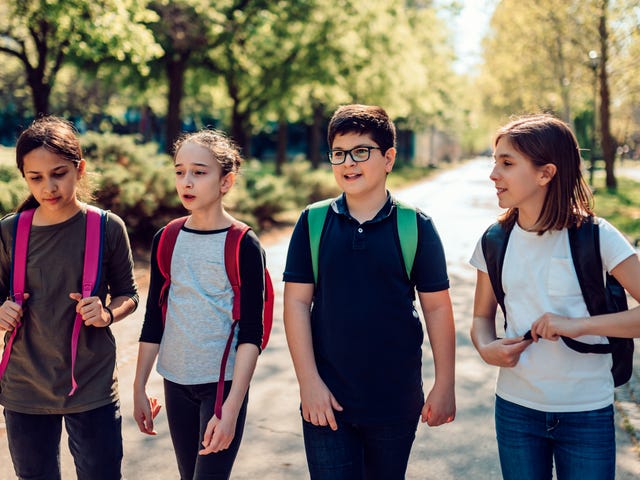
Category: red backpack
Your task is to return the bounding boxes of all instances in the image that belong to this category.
[156,216,273,418]
[0,206,105,396]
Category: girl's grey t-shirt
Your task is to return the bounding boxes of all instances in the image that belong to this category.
[157,229,238,384]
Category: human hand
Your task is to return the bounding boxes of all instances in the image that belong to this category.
[0,293,30,332]
[133,392,161,435]
[478,336,531,368]
[422,382,456,427]
[199,408,237,455]
[69,293,110,327]
[300,377,343,431]
[530,313,582,342]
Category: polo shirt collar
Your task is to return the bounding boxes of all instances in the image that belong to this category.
[333,192,395,223]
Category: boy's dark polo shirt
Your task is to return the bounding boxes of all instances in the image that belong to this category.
[284,193,450,424]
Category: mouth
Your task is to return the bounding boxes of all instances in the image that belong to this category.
[344,172,362,181]
[182,194,195,201]
[495,187,506,195]
[42,197,60,203]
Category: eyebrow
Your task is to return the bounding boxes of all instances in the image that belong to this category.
[25,165,70,174]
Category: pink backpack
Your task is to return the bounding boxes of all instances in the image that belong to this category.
[0,206,105,395]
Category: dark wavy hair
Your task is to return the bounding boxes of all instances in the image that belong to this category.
[15,116,89,212]
[495,114,594,233]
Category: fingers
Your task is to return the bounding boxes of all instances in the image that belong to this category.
[199,416,234,455]
[69,294,108,327]
[0,299,26,331]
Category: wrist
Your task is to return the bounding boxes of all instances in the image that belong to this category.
[104,306,114,326]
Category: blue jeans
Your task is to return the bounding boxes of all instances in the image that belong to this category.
[302,415,418,480]
[4,401,123,480]
[164,379,248,480]
[495,395,615,480]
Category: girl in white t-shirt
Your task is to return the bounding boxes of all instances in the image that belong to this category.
[470,113,640,480]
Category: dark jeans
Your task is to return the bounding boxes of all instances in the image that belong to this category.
[164,379,248,480]
[302,415,419,480]
[4,401,123,480]
[495,395,615,480]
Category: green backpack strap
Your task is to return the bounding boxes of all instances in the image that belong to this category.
[395,200,418,278]
[307,198,334,284]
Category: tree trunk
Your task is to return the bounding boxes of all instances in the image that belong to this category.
[165,56,187,153]
[231,105,251,158]
[275,115,288,175]
[26,66,51,116]
[309,102,324,169]
[598,1,617,189]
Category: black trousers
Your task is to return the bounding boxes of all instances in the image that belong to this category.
[164,379,248,480]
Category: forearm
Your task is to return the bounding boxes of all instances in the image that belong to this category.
[572,306,640,338]
[424,305,455,387]
[134,342,160,392]
[106,295,137,324]
[470,315,499,349]
[283,297,321,385]
[223,343,259,413]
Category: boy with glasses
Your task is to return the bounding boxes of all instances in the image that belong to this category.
[283,104,456,479]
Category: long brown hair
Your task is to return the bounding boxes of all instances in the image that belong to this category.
[495,114,593,233]
[15,116,91,212]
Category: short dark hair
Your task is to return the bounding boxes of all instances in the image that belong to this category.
[495,113,593,233]
[327,104,396,153]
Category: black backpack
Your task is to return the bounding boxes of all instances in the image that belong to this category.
[481,217,634,387]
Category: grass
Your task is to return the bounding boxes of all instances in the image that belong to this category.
[593,175,640,243]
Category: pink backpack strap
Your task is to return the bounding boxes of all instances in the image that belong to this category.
[68,206,105,395]
[0,209,35,380]
[156,216,188,327]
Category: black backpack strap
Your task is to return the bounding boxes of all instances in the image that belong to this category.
[481,222,512,329]
[564,217,614,354]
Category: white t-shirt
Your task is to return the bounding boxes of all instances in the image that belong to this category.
[470,218,635,412]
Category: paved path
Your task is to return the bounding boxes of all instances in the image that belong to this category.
[1,158,639,479]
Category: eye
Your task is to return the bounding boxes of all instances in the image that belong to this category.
[353,148,369,158]
[194,170,207,175]
[175,170,184,176]
[28,175,42,182]
[332,150,345,159]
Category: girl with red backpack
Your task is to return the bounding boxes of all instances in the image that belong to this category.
[133,129,267,479]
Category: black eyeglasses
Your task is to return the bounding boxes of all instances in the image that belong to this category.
[326,146,381,165]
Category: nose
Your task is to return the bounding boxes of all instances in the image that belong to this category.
[181,172,194,188]
[44,176,57,193]
[489,164,499,181]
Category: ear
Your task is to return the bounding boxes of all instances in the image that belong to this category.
[538,163,557,186]
[77,159,87,178]
[384,147,396,174]
[220,172,235,193]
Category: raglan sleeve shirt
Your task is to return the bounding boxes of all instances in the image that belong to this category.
[139,226,264,350]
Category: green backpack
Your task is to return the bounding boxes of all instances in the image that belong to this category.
[307,198,418,284]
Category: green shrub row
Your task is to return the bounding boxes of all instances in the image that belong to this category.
[0,134,341,248]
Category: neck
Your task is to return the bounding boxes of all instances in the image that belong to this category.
[345,190,388,223]
[186,208,233,230]
[33,201,82,226]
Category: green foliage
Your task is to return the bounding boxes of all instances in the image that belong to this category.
[593,175,640,241]
[80,132,181,244]
[0,165,27,214]
[227,160,340,228]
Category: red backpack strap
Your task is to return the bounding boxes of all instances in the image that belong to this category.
[156,216,188,326]
[215,221,250,419]
[68,206,105,395]
[0,209,35,380]
[261,268,274,350]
